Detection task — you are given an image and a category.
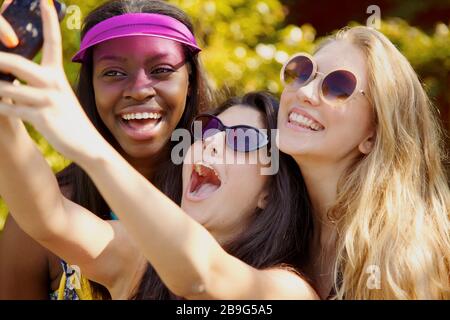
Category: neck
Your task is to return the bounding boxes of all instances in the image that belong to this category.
[295,154,360,261]
[123,156,156,180]
[299,160,345,234]
[294,156,351,298]
[294,153,362,298]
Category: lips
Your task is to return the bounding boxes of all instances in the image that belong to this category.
[287,107,325,132]
[186,162,222,201]
[117,106,165,141]
[119,116,163,141]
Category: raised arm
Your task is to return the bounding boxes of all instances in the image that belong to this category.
[0,1,52,300]
[74,137,318,299]
[0,2,144,298]
[0,115,142,295]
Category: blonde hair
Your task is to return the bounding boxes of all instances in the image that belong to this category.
[321,26,450,299]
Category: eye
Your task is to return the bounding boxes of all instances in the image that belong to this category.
[102,70,126,77]
[151,66,175,76]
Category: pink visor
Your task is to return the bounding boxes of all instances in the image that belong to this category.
[72,13,201,63]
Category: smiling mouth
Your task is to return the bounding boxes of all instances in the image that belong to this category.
[187,162,222,201]
[288,112,325,131]
[120,112,162,129]
[118,112,164,140]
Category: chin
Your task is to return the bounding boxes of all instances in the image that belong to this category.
[181,201,212,226]
[123,141,168,159]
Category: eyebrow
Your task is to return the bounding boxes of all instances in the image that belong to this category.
[95,53,179,64]
[95,55,126,63]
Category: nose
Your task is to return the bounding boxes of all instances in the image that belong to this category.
[295,76,321,107]
[123,69,156,102]
[202,132,225,159]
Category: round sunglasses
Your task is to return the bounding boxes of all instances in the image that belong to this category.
[280,53,367,106]
[190,114,269,152]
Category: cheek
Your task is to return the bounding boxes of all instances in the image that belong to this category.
[155,76,189,117]
[280,90,294,115]
[93,80,121,118]
[226,165,266,198]
[181,163,191,190]
[326,104,374,150]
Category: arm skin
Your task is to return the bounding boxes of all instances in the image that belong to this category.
[0,0,143,299]
[0,0,55,301]
[0,215,51,299]
[0,116,144,299]
[67,133,318,299]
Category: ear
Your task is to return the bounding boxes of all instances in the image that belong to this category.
[257,190,269,210]
[358,130,376,155]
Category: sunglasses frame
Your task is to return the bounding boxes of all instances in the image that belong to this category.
[280,53,367,106]
[190,114,269,152]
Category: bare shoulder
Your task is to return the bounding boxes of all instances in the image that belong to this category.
[259,268,320,300]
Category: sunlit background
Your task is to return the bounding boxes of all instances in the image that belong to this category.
[0,0,449,230]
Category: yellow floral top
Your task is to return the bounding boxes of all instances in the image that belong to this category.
[50,261,95,300]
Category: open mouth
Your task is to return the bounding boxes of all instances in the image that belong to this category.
[121,112,162,129]
[119,112,163,140]
[288,111,325,131]
[187,162,222,201]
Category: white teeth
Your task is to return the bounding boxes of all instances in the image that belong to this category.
[121,112,162,121]
[195,163,204,176]
[194,162,219,178]
[289,112,322,131]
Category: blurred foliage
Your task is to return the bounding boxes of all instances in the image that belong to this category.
[1,0,449,230]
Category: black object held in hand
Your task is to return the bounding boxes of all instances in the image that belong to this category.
[0,0,66,82]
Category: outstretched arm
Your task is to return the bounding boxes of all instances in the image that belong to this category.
[0,116,141,296]
[0,1,141,296]
[76,137,318,299]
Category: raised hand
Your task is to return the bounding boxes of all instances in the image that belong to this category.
[0,0,105,161]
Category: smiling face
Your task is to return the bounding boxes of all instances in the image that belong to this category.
[92,36,190,160]
[181,105,270,244]
[278,40,375,165]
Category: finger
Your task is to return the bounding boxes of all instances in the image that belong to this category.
[0,101,33,122]
[40,0,63,67]
[0,0,12,14]
[0,14,18,48]
[0,52,46,86]
[0,79,20,103]
[0,80,48,106]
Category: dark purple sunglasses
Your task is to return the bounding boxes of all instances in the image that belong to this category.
[191,114,269,152]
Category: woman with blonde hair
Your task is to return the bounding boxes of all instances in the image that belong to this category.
[278,25,450,299]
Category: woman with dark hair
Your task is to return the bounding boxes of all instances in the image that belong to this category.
[0,0,211,299]
[134,92,314,299]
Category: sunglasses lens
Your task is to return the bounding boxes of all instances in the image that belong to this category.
[227,127,268,152]
[282,55,314,87]
[322,70,357,104]
[192,115,222,140]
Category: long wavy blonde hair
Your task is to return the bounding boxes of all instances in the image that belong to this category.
[320,26,450,299]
